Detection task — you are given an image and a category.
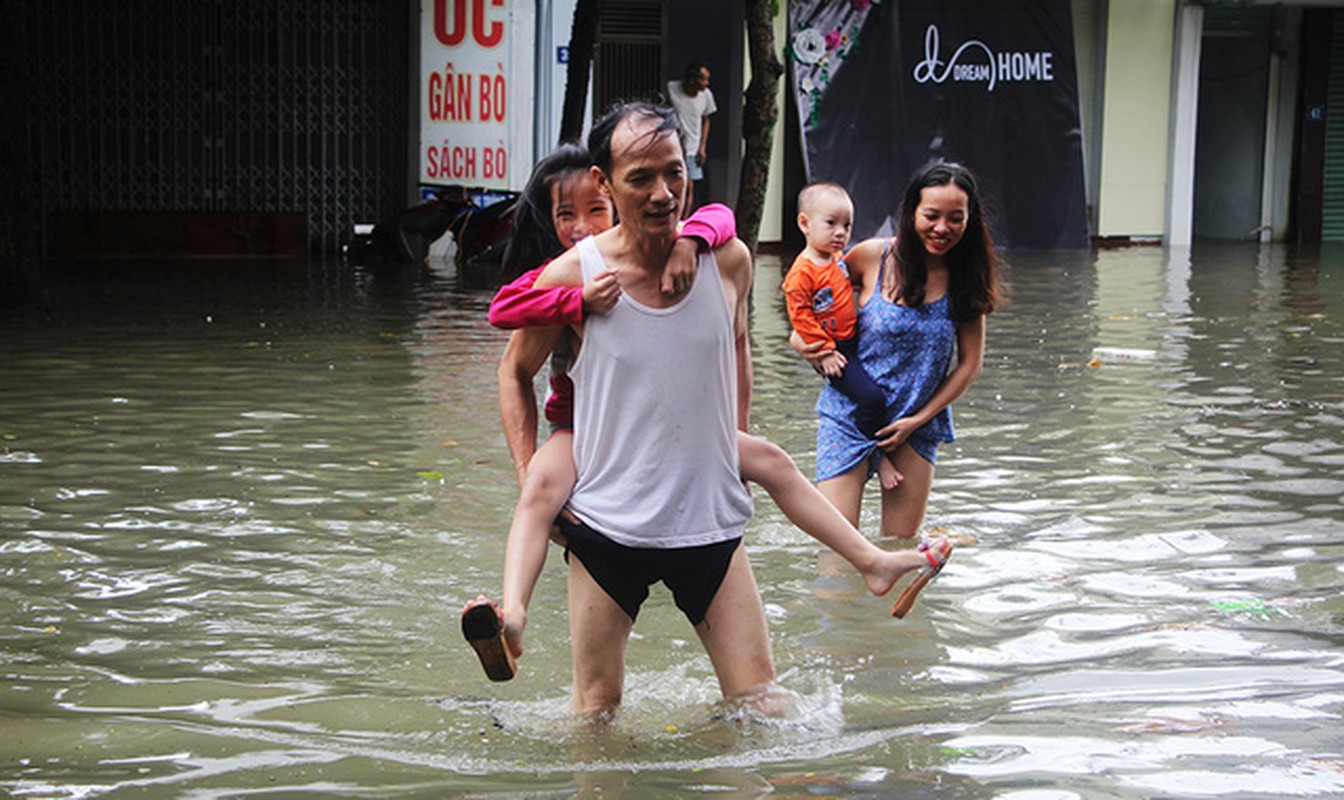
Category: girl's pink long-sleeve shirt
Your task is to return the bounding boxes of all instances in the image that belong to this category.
[487,203,737,329]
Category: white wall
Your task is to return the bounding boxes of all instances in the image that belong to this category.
[1096,0,1176,238]
[535,0,579,153]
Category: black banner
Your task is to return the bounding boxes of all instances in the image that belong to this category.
[790,0,1089,248]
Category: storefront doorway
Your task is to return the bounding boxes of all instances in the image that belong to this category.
[1192,7,1275,240]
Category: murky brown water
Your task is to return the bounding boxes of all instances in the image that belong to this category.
[2,244,1342,798]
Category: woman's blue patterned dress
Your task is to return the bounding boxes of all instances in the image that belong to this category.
[815,246,957,481]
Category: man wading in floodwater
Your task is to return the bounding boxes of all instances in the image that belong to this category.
[533,101,778,718]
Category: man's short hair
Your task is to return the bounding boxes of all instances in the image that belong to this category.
[587,101,682,175]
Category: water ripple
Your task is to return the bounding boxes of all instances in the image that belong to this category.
[2,249,1342,796]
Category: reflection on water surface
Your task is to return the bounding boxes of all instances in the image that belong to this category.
[2,244,1342,798]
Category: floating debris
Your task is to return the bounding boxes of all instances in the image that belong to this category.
[1091,346,1158,362]
[1212,598,1286,618]
[1114,715,1230,735]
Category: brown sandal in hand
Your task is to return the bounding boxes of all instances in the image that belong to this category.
[461,597,516,681]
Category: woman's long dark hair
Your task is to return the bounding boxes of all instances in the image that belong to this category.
[499,142,593,282]
[892,160,1001,322]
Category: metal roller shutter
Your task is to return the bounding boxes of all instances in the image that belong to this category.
[1323,13,1344,241]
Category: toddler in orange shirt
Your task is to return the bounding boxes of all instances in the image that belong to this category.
[783,182,901,488]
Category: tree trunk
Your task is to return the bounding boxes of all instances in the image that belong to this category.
[736,0,784,254]
[558,0,600,145]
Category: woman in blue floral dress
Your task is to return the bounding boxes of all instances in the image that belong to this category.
[799,161,1003,546]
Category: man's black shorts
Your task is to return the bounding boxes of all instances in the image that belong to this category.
[558,515,741,625]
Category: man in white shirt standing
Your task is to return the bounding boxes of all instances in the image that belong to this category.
[667,61,716,216]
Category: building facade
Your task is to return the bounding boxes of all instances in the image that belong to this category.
[6,0,1344,268]
[1078,0,1334,246]
[760,0,1344,247]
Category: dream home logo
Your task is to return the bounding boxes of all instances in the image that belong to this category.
[913,24,1055,92]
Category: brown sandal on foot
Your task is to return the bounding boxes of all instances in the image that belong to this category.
[461,597,516,681]
[890,539,952,619]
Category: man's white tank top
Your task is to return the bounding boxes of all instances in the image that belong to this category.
[567,236,753,548]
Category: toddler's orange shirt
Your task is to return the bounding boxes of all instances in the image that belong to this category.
[782,254,856,350]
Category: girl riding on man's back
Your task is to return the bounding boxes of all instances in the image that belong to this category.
[462,145,953,683]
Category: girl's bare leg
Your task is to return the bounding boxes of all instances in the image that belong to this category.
[738,433,928,597]
[501,429,576,657]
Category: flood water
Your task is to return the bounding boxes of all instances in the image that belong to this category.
[2,243,1342,798]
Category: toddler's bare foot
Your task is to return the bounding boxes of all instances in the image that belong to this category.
[877,456,904,490]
